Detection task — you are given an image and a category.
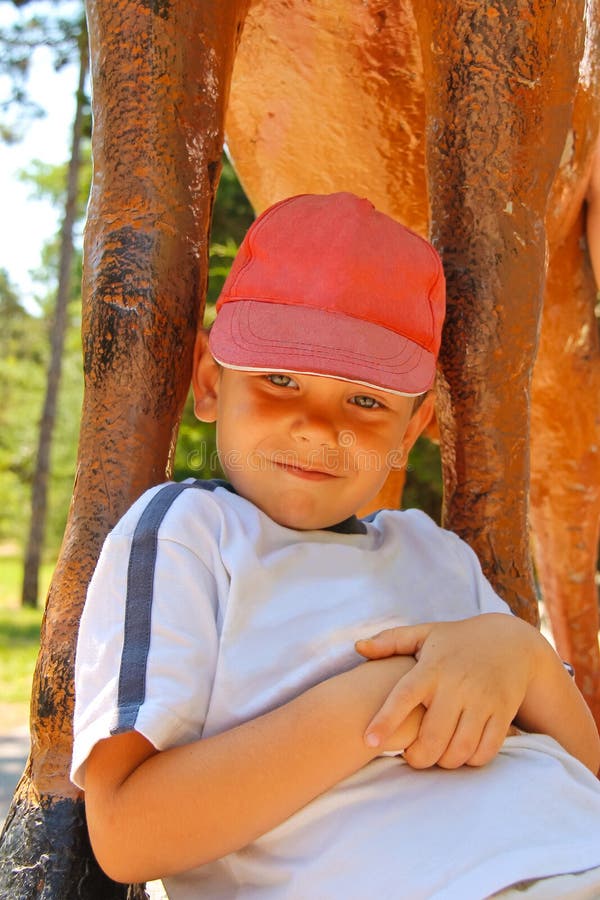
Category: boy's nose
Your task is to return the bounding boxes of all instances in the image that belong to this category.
[289,412,340,446]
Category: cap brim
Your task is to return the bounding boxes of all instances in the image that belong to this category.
[208,300,435,396]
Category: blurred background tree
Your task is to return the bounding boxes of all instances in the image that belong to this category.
[0,2,89,591]
[20,11,88,605]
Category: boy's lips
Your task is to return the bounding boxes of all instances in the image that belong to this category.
[271,459,340,480]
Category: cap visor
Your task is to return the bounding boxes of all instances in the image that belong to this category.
[209,300,435,395]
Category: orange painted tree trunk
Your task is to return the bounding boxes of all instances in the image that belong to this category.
[413,0,586,622]
[0,2,250,896]
[531,206,600,723]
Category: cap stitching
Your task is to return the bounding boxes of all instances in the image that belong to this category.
[226,306,426,373]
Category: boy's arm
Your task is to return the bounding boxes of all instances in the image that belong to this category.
[356,614,600,774]
[84,655,423,884]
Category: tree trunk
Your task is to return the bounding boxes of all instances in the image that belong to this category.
[21,18,88,608]
[413,0,586,622]
[0,2,250,896]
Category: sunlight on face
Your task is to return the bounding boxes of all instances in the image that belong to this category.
[211,367,418,530]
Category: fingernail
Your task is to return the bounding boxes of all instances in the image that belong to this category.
[365,732,380,748]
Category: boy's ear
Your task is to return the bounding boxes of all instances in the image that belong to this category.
[394,392,435,467]
[191,330,220,423]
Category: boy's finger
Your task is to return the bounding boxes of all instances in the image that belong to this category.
[464,715,511,768]
[434,707,488,770]
[355,623,434,660]
[363,667,430,747]
[401,695,462,768]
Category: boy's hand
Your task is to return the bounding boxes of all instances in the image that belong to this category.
[356,614,534,770]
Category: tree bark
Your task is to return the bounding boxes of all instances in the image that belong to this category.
[0,2,250,896]
[21,17,88,608]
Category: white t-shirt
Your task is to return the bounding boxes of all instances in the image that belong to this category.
[72,480,600,899]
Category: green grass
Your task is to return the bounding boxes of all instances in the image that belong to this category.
[0,553,53,727]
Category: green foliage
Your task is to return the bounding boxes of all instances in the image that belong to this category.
[18,145,91,213]
[210,154,255,247]
[44,299,83,546]
[0,144,85,553]
[404,436,443,523]
[0,607,41,706]
[173,396,222,483]
[206,239,239,310]
[0,270,47,545]
[0,554,47,721]
[0,2,89,565]
[0,266,82,550]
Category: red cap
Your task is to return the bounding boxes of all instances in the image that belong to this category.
[209,192,445,395]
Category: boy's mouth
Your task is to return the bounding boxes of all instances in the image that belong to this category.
[271,459,339,480]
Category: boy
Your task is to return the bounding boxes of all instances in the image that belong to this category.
[72,193,600,898]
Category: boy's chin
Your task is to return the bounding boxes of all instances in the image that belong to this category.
[228,477,365,530]
[273,515,337,531]
[260,501,354,532]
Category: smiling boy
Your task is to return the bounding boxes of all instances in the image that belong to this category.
[72,193,600,898]
[192,349,428,532]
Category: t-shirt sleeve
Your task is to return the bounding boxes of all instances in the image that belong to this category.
[71,522,219,790]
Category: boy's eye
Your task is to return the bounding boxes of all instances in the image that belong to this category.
[266,373,298,388]
[350,395,383,409]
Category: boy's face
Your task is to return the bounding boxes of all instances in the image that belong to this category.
[193,340,432,530]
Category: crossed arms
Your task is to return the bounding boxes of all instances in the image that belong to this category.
[83,613,600,884]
